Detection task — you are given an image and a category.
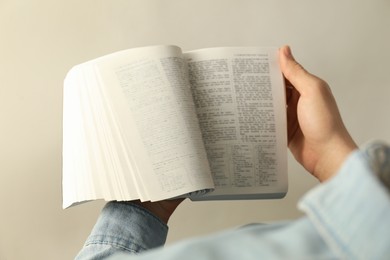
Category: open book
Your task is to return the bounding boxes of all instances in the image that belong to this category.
[62,45,287,208]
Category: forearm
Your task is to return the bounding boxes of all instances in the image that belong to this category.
[76,202,168,259]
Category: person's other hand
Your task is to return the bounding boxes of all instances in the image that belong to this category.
[280,46,357,182]
[131,198,184,224]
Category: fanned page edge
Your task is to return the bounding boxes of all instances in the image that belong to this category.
[94,45,215,201]
[63,45,216,208]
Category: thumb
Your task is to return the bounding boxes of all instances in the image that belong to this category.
[279,46,321,96]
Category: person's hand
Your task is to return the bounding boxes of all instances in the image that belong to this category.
[131,198,184,224]
[279,46,358,182]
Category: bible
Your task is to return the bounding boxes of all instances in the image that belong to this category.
[62,45,287,208]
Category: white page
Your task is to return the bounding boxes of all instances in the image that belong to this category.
[184,47,287,199]
[63,65,98,208]
[85,64,140,201]
[64,58,153,208]
[95,45,214,201]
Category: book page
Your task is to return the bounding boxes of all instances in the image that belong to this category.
[184,47,287,199]
[63,61,144,208]
[94,45,214,201]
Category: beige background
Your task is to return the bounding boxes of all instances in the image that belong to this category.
[1,0,389,259]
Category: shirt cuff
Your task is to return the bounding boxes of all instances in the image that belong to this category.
[298,143,390,259]
[79,201,168,257]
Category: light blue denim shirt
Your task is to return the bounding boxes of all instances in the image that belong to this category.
[76,143,390,259]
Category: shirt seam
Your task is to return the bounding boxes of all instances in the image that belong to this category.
[84,236,146,254]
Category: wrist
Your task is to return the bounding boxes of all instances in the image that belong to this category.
[129,199,184,224]
[314,136,358,182]
[129,201,170,224]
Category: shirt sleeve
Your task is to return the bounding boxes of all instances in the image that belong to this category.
[77,142,390,260]
[75,202,168,259]
[299,142,390,259]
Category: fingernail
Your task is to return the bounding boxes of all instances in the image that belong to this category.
[284,46,293,59]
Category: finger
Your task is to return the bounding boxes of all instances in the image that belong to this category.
[279,46,320,95]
